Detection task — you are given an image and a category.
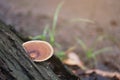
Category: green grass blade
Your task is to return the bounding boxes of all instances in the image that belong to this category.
[49,29,55,45]
[52,1,64,33]
[49,1,64,46]
[86,49,93,58]
[55,51,66,60]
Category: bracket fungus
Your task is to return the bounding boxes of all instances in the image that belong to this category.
[22,40,54,62]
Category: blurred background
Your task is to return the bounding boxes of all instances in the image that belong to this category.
[0,0,120,72]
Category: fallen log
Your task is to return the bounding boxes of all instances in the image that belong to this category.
[0,20,80,80]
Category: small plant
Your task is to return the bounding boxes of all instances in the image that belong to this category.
[31,1,66,60]
[30,1,97,61]
[77,35,111,66]
[31,1,64,45]
[49,1,64,46]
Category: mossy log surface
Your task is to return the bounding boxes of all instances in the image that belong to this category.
[0,21,80,80]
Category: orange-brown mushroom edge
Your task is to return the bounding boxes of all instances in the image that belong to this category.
[22,40,54,62]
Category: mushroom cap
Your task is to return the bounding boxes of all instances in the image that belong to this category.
[22,40,54,62]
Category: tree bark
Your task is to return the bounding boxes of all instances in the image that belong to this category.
[0,20,80,80]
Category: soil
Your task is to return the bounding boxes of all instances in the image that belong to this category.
[0,0,120,77]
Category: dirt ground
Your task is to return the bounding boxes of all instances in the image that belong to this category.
[0,0,120,72]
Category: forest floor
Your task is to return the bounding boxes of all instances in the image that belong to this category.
[0,0,120,79]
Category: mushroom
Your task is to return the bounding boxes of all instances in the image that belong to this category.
[22,40,54,62]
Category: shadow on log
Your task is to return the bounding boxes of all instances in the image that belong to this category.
[0,20,80,80]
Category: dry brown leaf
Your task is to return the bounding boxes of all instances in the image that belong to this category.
[63,52,86,70]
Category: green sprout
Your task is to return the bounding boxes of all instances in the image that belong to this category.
[77,35,111,65]
[31,1,64,45]
[31,1,65,60]
[49,1,64,46]
[31,1,106,63]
